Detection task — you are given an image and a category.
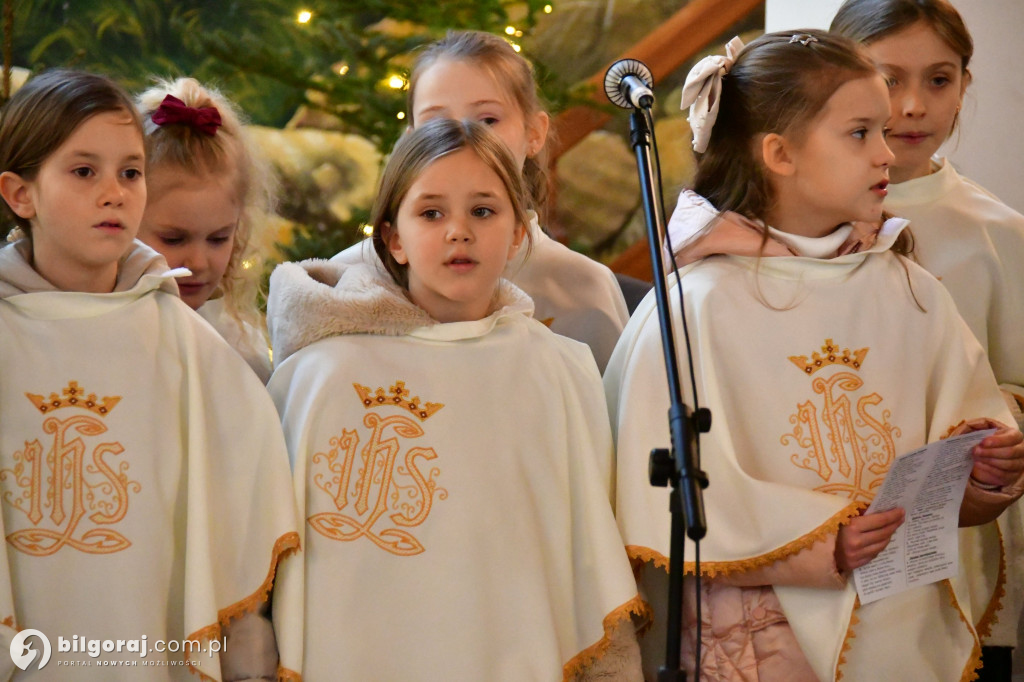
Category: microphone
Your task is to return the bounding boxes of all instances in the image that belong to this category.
[604,58,655,109]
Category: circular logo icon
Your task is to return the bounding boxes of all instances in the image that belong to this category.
[10,628,51,671]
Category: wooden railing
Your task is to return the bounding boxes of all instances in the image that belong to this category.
[549,0,764,280]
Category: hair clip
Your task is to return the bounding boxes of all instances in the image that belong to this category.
[151,94,222,136]
[789,34,819,46]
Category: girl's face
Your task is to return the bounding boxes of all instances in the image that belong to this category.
[0,111,146,293]
[767,74,894,238]
[387,148,525,323]
[862,20,968,183]
[412,58,548,171]
[139,165,240,309]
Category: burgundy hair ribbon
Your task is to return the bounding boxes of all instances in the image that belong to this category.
[151,94,222,136]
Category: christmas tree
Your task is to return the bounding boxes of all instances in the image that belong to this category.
[2,0,559,261]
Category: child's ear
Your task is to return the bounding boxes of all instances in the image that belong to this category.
[508,222,526,259]
[954,69,971,119]
[526,111,550,158]
[761,133,796,177]
[384,222,408,265]
[0,171,36,220]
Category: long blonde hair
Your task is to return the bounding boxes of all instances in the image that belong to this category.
[136,77,276,331]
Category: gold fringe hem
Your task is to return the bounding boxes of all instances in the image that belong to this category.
[627,545,669,571]
[941,579,984,682]
[561,594,652,680]
[834,597,860,681]
[973,523,1007,640]
[627,504,860,577]
[962,648,984,682]
[838,578,986,681]
[184,531,302,681]
[278,666,302,682]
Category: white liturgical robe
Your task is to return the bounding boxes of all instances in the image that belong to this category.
[267,259,644,681]
[0,240,299,681]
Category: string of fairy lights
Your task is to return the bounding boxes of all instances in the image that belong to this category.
[292,4,555,239]
[294,4,554,125]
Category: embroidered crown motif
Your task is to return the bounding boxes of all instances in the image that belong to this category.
[354,381,444,421]
[26,381,121,417]
[788,339,868,375]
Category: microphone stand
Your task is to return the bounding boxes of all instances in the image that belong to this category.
[625,105,710,682]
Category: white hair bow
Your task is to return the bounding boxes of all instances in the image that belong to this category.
[680,36,745,153]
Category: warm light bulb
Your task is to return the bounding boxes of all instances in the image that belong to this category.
[361,223,374,236]
[387,75,407,90]
[544,4,553,13]
[396,111,406,120]
[505,26,516,35]
[297,10,312,23]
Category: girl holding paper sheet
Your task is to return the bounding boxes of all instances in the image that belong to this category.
[606,29,1024,681]
[831,2,1024,677]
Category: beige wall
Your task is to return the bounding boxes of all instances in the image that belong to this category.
[765,0,1024,213]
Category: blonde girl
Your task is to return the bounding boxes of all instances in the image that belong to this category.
[334,29,630,372]
[606,30,1024,681]
[267,117,646,680]
[832,1,1024,677]
[137,77,275,381]
[0,70,298,678]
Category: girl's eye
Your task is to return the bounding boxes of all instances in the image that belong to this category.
[421,209,442,221]
[471,206,495,218]
[852,128,867,140]
[883,127,892,138]
[72,167,94,178]
[208,236,231,245]
[930,75,951,87]
[480,116,499,126]
[160,236,185,246]
[122,168,143,180]
[885,76,898,88]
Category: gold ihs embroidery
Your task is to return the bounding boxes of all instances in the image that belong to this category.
[308,382,448,556]
[1,382,139,556]
[781,341,901,502]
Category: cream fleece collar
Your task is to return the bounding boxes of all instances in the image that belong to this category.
[267,258,534,366]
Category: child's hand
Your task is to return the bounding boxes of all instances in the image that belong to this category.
[835,507,905,573]
[966,418,1024,489]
